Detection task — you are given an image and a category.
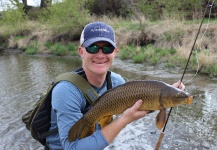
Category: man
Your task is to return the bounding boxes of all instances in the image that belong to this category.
[46,22,185,150]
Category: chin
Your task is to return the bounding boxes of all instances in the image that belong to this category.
[94,68,108,75]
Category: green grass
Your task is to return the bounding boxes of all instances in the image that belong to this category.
[132,54,145,63]
[165,62,176,68]
[155,48,176,56]
[119,44,177,65]
[161,29,184,42]
[149,55,160,65]
[186,18,217,25]
[25,47,38,55]
[15,36,26,40]
[25,40,39,55]
[44,42,53,49]
[114,21,141,31]
[50,43,68,56]
[119,44,135,59]
[67,43,78,56]
[201,63,217,77]
[48,43,78,56]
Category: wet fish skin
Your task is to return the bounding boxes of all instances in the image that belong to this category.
[68,80,193,142]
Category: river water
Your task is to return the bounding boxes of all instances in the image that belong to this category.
[0,51,216,150]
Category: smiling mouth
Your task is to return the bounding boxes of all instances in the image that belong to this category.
[93,61,107,64]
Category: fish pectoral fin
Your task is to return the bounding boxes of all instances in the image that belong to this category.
[68,117,94,142]
[98,115,113,128]
[156,108,167,130]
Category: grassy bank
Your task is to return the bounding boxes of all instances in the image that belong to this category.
[0,12,217,77]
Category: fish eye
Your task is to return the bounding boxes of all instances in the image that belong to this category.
[176,92,181,98]
[178,91,188,98]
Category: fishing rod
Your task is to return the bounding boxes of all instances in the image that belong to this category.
[154,2,212,150]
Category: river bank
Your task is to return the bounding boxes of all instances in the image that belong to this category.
[1,18,217,77]
[3,46,217,81]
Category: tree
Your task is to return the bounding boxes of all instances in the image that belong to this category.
[40,0,52,8]
[8,0,52,13]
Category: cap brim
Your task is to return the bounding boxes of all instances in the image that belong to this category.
[82,37,116,48]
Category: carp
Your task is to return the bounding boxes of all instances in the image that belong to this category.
[68,80,193,142]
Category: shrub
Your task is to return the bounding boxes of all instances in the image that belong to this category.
[44,42,53,49]
[149,55,160,65]
[119,45,135,59]
[0,6,27,26]
[132,55,145,63]
[25,41,39,55]
[201,63,217,77]
[25,47,38,55]
[67,43,78,56]
[50,43,68,56]
[39,0,89,34]
[165,62,175,68]
[86,0,134,18]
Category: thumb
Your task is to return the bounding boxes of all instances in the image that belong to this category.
[132,100,143,110]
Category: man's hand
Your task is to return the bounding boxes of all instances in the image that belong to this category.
[101,100,149,143]
[172,80,185,90]
[120,100,149,124]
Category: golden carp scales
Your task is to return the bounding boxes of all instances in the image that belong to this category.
[68,80,193,142]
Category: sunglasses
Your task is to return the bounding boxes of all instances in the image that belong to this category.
[85,45,115,54]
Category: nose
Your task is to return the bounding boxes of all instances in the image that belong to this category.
[95,49,106,59]
[97,48,104,55]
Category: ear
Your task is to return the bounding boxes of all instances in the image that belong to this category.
[78,46,84,57]
[113,48,118,55]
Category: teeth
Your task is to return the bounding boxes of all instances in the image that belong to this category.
[94,62,105,64]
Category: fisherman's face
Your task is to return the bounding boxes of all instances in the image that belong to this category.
[78,41,117,76]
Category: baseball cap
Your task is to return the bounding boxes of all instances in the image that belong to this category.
[80,22,116,48]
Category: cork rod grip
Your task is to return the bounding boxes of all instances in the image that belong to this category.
[155,132,165,150]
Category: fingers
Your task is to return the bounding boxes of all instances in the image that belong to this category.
[132,99,143,110]
[134,100,150,114]
[172,80,185,90]
[130,100,149,117]
[121,100,148,124]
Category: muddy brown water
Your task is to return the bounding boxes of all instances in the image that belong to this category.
[0,51,216,150]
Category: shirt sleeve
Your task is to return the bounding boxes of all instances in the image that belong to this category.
[51,81,109,150]
[110,71,126,86]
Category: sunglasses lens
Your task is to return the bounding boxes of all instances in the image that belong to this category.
[102,46,114,54]
[86,45,115,54]
[86,45,99,54]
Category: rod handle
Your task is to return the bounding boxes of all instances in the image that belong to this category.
[155,132,165,150]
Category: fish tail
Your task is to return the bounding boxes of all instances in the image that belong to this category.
[68,117,94,142]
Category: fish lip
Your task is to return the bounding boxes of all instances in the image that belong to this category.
[186,96,193,105]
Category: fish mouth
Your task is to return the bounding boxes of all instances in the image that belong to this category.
[185,96,193,105]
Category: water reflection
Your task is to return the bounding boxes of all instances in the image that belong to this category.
[0,51,217,150]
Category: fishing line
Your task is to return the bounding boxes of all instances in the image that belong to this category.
[169,0,215,146]
[168,106,179,150]
[169,5,215,146]
[155,1,214,149]
[184,0,215,85]
[179,2,211,83]
[168,2,215,148]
